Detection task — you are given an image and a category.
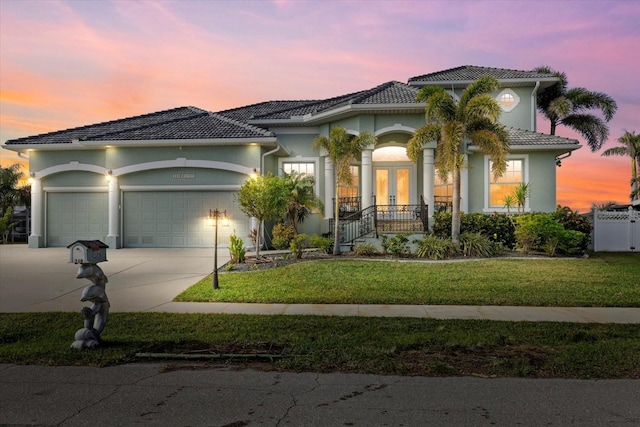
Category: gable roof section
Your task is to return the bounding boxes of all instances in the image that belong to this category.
[408,65,558,88]
[241,81,421,124]
[4,106,274,148]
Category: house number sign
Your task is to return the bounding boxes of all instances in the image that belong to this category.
[172,173,196,179]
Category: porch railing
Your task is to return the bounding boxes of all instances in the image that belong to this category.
[328,196,429,245]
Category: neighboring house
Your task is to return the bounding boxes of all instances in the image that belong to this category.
[2,65,580,249]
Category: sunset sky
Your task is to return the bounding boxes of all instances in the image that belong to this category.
[1,0,639,212]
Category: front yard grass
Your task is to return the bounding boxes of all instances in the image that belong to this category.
[1,312,639,378]
[175,253,640,307]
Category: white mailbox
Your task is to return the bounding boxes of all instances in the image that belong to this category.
[68,240,109,264]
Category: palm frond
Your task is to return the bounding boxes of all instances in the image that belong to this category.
[561,114,609,151]
[565,88,617,121]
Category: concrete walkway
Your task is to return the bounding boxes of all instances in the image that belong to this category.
[1,245,639,323]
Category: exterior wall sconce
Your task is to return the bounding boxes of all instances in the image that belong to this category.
[105,170,113,182]
[208,209,228,289]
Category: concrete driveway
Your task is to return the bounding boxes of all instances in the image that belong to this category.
[0,245,225,312]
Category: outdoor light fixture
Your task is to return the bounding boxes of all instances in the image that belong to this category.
[208,208,228,290]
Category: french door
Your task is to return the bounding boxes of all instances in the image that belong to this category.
[374,165,414,206]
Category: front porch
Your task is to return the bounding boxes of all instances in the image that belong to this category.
[328,196,451,245]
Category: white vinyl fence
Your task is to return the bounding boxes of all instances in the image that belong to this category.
[591,207,639,252]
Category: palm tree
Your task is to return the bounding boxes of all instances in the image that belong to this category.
[0,164,29,215]
[534,66,617,152]
[283,171,324,234]
[313,127,377,255]
[408,76,509,244]
[601,130,640,202]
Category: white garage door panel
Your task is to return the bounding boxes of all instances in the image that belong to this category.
[47,192,108,247]
[123,191,249,248]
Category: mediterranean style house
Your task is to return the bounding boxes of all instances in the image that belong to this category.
[3,66,580,249]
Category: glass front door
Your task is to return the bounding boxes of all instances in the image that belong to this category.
[375,166,412,206]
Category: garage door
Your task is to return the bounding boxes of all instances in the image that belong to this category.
[46,192,108,247]
[123,191,249,248]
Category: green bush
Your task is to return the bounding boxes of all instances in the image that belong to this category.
[552,206,591,253]
[459,232,496,258]
[309,235,333,254]
[515,213,585,256]
[380,234,411,257]
[354,242,379,256]
[290,234,311,259]
[433,212,516,249]
[272,223,296,250]
[228,234,246,264]
[414,235,457,260]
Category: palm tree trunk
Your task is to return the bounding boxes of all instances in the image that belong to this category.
[632,159,638,201]
[333,179,341,255]
[451,168,461,245]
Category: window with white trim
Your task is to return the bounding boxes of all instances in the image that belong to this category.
[281,161,315,177]
[488,159,524,209]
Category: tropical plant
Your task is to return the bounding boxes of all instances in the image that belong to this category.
[313,126,377,255]
[271,223,296,250]
[0,207,18,243]
[534,66,617,152]
[407,76,510,244]
[283,171,324,233]
[414,234,457,260]
[459,232,496,258]
[503,194,515,215]
[228,233,246,264]
[513,182,531,215]
[0,164,30,215]
[380,233,411,257]
[236,173,289,258]
[354,242,379,256]
[601,130,640,201]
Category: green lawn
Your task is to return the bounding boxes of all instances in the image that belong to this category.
[1,312,639,378]
[175,253,640,307]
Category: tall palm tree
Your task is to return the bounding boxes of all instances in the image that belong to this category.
[534,66,617,152]
[283,171,324,234]
[314,127,377,255]
[408,76,509,244]
[601,130,640,202]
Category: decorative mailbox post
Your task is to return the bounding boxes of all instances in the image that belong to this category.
[68,240,110,350]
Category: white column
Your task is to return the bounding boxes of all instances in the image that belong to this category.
[460,154,469,213]
[28,178,43,248]
[422,147,435,218]
[107,176,120,248]
[324,156,334,219]
[361,148,373,209]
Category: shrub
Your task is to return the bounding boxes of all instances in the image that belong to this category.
[290,234,311,259]
[552,206,591,253]
[380,234,411,257]
[271,223,296,250]
[354,243,379,256]
[515,213,588,256]
[228,234,246,263]
[309,235,333,254]
[459,232,496,258]
[433,212,516,249]
[414,235,457,260]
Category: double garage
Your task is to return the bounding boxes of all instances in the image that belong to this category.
[45,190,250,248]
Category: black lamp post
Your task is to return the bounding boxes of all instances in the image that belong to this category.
[208,209,227,289]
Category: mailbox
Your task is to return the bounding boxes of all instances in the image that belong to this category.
[68,240,109,264]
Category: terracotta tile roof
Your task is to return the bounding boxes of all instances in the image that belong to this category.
[409,65,554,84]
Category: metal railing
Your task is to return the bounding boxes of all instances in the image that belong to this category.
[328,196,429,244]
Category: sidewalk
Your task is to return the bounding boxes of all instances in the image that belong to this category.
[1,245,639,323]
